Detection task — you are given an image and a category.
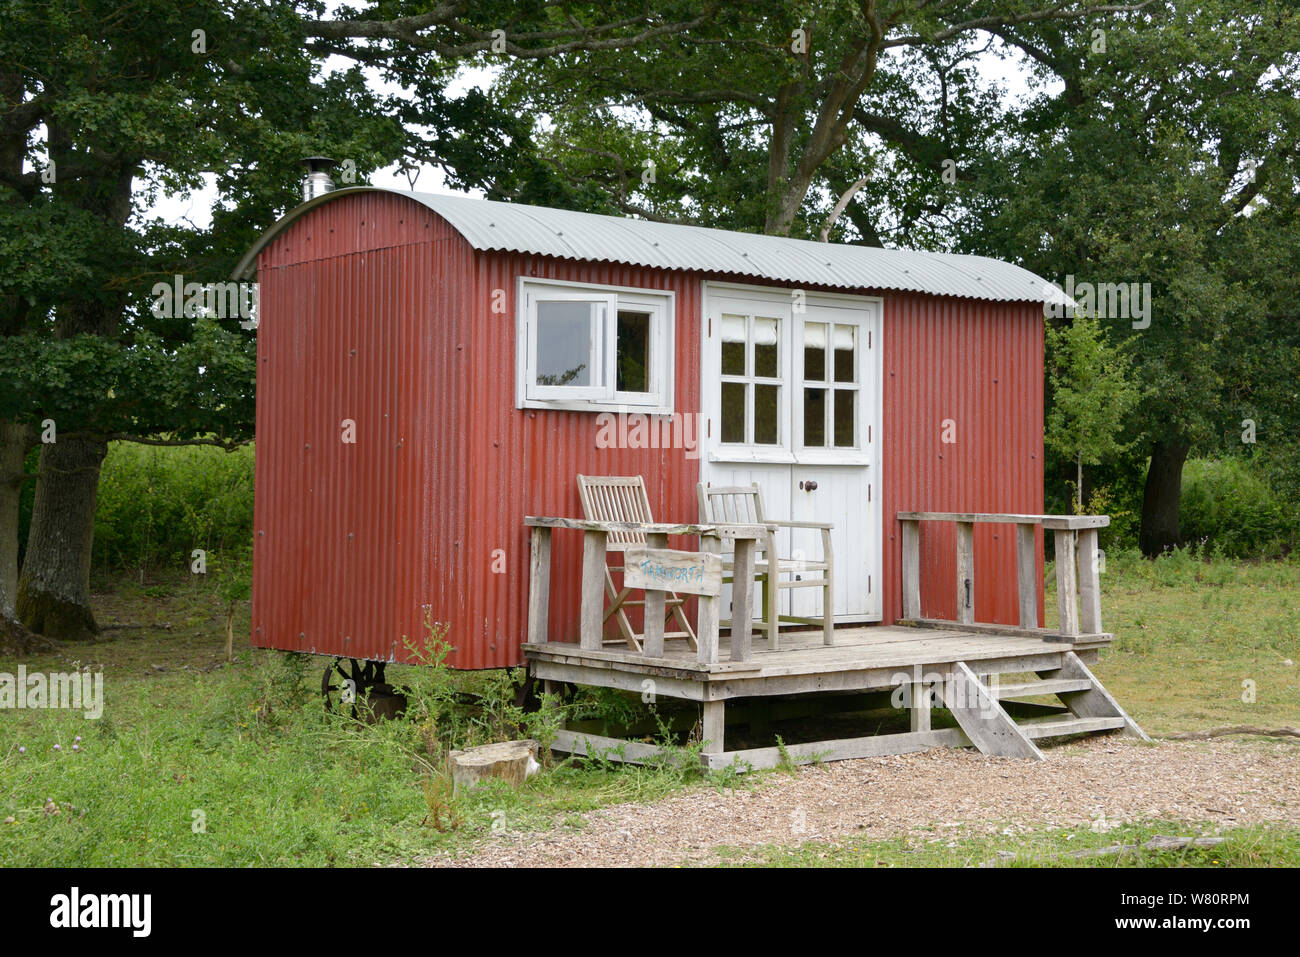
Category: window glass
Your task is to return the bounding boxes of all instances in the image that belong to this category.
[804,387,826,447]
[834,389,856,447]
[721,382,747,443]
[536,301,597,387]
[720,314,747,375]
[754,384,780,445]
[616,310,650,393]
[804,322,827,382]
[754,316,779,378]
[833,325,856,383]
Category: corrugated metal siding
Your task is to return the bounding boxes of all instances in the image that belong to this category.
[451,251,703,666]
[878,293,1045,626]
[252,193,446,663]
[252,191,1045,669]
[238,187,1069,306]
[253,192,704,669]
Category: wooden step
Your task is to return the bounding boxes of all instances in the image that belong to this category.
[994,678,1093,700]
[1019,715,1127,739]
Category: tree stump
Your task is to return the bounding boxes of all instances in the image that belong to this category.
[448,740,540,793]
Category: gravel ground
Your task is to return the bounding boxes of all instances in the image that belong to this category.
[426,738,1300,867]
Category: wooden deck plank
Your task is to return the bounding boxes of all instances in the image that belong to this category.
[525,625,1077,686]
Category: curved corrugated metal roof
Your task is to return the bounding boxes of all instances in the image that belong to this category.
[235,186,1068,305]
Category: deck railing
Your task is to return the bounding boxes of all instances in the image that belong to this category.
[525,517,768,663]
[895,511,1109,640]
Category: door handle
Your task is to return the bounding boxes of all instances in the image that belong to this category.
[800,480,818,491]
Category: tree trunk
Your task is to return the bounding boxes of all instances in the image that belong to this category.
[16,436,107,639]
[1076,452,1084,512]
[0,420,34,621]
[1139,440,1190,557]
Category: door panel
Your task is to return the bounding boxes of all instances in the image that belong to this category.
[701,285,881,624]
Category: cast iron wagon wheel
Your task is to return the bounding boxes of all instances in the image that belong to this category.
[321,657,380,716]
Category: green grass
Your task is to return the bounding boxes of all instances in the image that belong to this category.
[0,576,741,866]
[1050,548,1300,735]
[709,820,1300,867]
[3,551,1298,866]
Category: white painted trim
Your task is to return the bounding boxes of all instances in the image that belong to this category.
[705,280,885,309]
[515,276,676,414]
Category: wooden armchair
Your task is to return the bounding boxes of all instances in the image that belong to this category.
[576,475,698,652]
[697,482,834,650]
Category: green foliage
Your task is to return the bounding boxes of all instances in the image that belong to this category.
[90,442,254,577]
[1045,314,1141,509]
[1180,458,1297,559]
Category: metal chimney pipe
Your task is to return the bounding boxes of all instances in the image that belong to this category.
[301,156,338,202]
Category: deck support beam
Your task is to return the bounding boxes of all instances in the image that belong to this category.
[701,699,725,754]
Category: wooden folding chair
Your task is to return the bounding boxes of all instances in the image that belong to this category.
[576,475,698,652]
[698,482,834,650]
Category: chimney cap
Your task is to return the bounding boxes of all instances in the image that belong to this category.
[301,156,338,172]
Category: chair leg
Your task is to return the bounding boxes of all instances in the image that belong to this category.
[822,576,834,646]
[605,568,641,651]
[668,596,698,651]
[764,571,779,651]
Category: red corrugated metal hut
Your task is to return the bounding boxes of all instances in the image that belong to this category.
[235,185,1063,671]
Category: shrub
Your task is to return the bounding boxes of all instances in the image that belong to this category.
[1180,456,1295,559]
[92,442,254,577]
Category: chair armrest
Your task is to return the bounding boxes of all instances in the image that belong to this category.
[766,519,834,530]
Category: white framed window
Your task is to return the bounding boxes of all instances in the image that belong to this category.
[719,311,785,447]
[517,278,674,413]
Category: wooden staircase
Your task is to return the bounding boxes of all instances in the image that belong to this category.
[931,652,1149,761]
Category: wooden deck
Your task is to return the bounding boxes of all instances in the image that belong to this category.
[524,624,1145,771]
[523,511,1147,771]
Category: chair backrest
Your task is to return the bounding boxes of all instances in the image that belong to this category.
[697,482,768,527]
[577,474,654,550]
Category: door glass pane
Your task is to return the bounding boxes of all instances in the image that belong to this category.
[720,314,747,375]
[804,322,826,382]
[833,325,856,383]
[754,316,779,378]
[754,384,779,445]
[721,382,747,443]
[834,389,856,447]
[536,300,596,387]
[616,310,650,392]
[804,387,826,447]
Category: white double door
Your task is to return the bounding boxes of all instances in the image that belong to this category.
[699,284,882,622]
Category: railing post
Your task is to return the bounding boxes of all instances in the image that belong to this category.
[642,532,668,658]
[527,526,552,644]
[696,532,722,664]
[900,518,921,620]
[1054,529,1080,637]
[1015,522,1038,629]
[579,529,608,651]
[1076,527,1103,635]
[730,534,755,662]
[956,521,974,625]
